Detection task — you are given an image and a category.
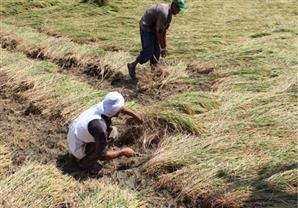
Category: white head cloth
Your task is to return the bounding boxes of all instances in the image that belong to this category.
[102,92,125,117]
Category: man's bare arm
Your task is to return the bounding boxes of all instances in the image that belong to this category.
[157,29,168,57]
[121,107,143,123]
[105,148,135,161]
[162,30,167,48]
[156,31,166,49]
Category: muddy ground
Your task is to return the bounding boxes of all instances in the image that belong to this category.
[0,83,67,169]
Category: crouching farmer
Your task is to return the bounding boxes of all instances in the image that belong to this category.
[67,91,142,175]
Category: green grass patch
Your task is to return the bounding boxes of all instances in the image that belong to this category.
[1,22,104,59]
[160,92,220,114]
[149,109,205,135]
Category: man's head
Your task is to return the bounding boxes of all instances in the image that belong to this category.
[171,0,185,15]
[102,92,125,118]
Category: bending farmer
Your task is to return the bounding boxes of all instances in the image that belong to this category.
[127,0,185,80]
[67,92,142,174]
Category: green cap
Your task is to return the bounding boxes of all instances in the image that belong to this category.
[172,0,185,13]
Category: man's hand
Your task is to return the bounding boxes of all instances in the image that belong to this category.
[161,48,168,58]
[105,148,135,161]
[134,112,144,124]
[121,107,144,124]
[121,147,136,158]
[125,112,144,125]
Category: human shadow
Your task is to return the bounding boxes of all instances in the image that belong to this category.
[56,153,102,181]
[243,163,297,207]
[215,163,297,207]
[110,75,138,89]
[80,0,107,6]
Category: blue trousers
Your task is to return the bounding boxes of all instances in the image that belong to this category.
[136,28,160,65]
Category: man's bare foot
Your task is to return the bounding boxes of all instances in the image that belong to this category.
[150,64,158,71]
[97,168,111,177]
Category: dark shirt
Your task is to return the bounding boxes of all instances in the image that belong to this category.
[140,3,172,33]
[87,118,110,160]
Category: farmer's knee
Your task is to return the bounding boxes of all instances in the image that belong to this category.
[109,126,118,140]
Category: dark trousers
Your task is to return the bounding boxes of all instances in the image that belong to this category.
[136,28,160,65]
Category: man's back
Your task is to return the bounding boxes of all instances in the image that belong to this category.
[140,3,172,33]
